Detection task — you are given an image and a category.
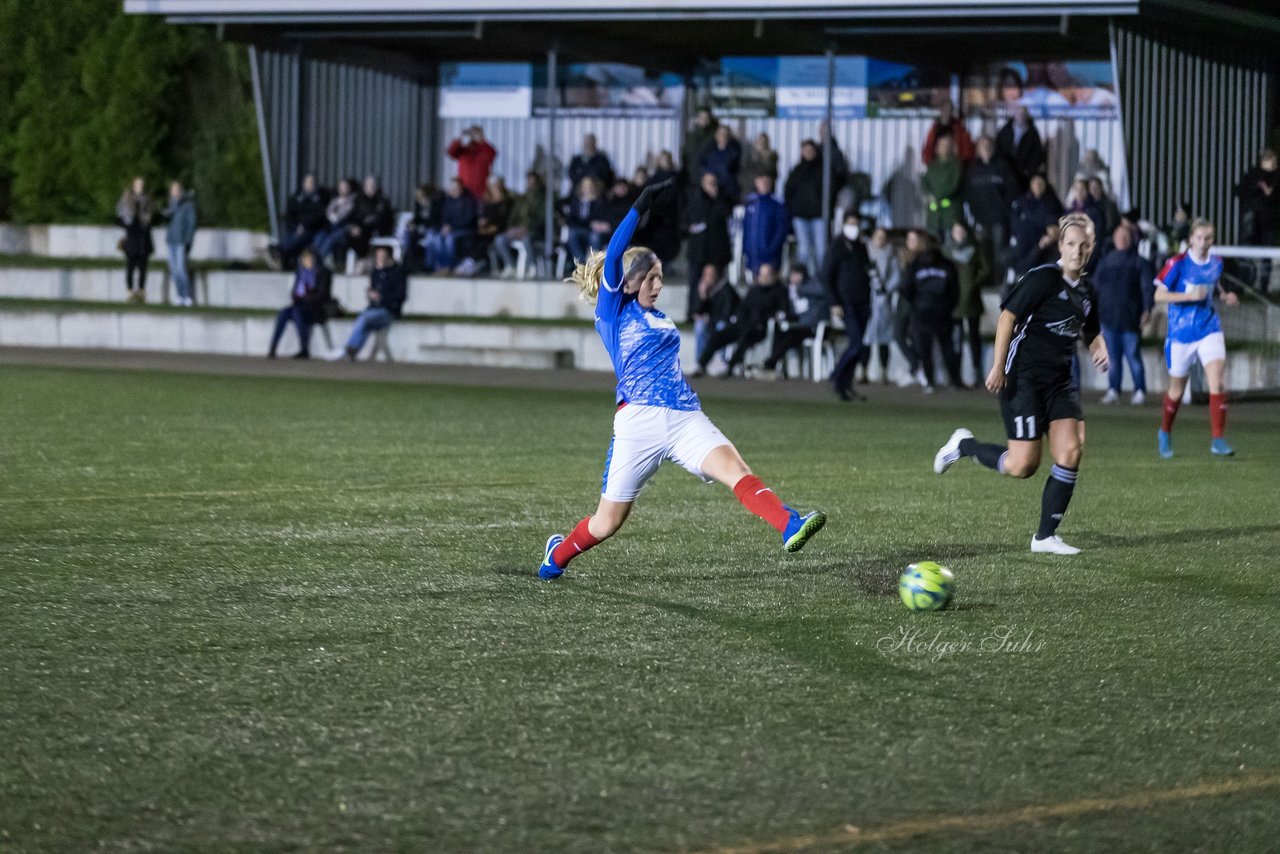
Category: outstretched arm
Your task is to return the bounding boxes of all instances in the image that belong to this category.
[601,178,674,293]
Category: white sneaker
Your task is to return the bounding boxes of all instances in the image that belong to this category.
[915,368,929,387]
[1100,389,1118,405]
[1031,535,1081,555]
[1131,390,1146,406]
[933,427,973,474]
[921,384,935,395]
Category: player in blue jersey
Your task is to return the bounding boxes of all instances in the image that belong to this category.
[536,180,826,580]
[932,213,1108,555]
[1153,218,1239,458]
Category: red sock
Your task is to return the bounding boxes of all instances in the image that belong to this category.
[733,474,791,533]
[1209,393,1228,439]
[1161,394,1181,433]
[551,517,600,568]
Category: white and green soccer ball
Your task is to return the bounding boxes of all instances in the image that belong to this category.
[899,561,954,612]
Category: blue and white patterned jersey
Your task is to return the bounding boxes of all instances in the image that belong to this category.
[1156,251,1223,343]
[595,209,701,411]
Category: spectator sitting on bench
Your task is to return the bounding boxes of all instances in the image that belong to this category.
[277,172,328,270]
[423,177,477,274]
[763,263,830,377]
[339,245,407,361]
[312,178,358,267]
[347,175,394,262]
[696,262,788,377]
[268,247,330,359]
[493,171,547,278]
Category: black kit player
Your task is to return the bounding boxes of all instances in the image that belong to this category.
[932,212,1109,555]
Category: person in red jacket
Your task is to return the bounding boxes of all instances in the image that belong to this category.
[446,125,497,199]
[922,101,975,165]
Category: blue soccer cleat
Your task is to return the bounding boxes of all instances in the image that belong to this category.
[782,508,827,553]
[538,534,565,580]
[1210,437,1235,457]
[1157,430,1173,459]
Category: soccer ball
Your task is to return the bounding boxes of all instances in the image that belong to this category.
[899,561,954,612]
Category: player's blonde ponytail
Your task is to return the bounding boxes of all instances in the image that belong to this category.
[568,249,608,302]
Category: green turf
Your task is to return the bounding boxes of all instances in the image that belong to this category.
[1,365,1278,853]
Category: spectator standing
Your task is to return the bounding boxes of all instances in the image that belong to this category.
[447,125,497,199]
[684,171,733,320]
[312,178,357,266]
[764,263,830,375]
[340,245,407,360]
[1163,200,1193,252]
[741,174,788,277]
[680,107,718,188]
[494,172,546,278]
[784,139,827,271]
[116,176,153,303]
[1066,178,1104,245]
[862,225,900,384]
[568,134,615,191]
[1011,175,1063,276]
[277,172,328,269]
[1076,149,1112,194]
[966,135,1017,285]
[564,177,606,264]
[636,151,682,266]
[942,221,990,384]
[1093,225,1154,405]
[347,175,394,261]
[818,120,850,190]
[267,247,330,359]
[903,234,962,392]
[1087,177,1120,239]
[996,106,1047,193]
[922,102,975,165]
[740,133,779,191]
[893,229,924,386]
[922,135,963,241]
[1237,148,1279,290]
[423,177,478,274]
[696,263,787,376]
[698,124,743,202]
[164,180,197,307]
[824,212,872,400]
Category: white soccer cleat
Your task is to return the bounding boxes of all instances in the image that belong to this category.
[1100,389,1118,405]
[933,428,973,474]
[1031,535,1081,555]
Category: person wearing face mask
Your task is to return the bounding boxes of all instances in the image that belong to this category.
[537,180,827,581]
[824,214,872,400]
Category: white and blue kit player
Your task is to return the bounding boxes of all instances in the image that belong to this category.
[537,179,826,580]
[1153,219,1239,458]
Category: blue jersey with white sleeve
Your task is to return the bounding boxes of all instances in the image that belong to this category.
[1156,251,1223,343]
[595,208,701,411]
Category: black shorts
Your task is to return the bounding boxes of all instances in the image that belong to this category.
[1000,370,1082,441]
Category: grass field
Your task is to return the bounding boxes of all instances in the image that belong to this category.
[2,364,1278,853]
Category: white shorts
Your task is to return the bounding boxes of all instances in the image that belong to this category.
[600,404,731,503]
[1165,331,1226,378]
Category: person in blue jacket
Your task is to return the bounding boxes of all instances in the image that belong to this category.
[536,180,826,581]
[741,174,789,279]
[1092,224,1154,406]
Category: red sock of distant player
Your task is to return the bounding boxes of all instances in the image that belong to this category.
[551,517,600,568]
[1161,394,1181,433]
[733,474,791,532]
[1209,393,1228,438]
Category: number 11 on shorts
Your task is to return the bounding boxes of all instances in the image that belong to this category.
[1014,415,1036,439]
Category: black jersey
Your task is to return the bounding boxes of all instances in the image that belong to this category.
[1000,263,1099,376]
